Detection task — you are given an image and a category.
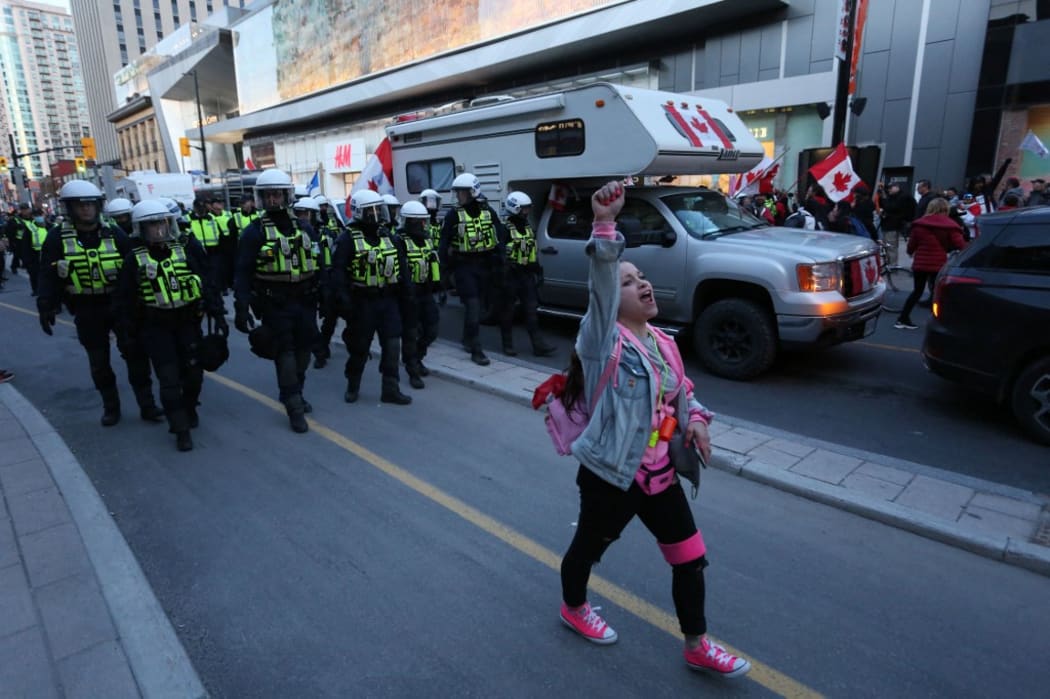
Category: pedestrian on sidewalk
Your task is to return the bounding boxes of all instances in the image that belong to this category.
[895,198,967,330]
[556,181,750,679]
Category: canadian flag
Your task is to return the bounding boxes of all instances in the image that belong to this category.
[730,156,778,198]
[809,143,862,203]
[350,137,394,197]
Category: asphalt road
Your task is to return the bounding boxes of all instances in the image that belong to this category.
[440,290,1050,496]
[1,284,1048,698]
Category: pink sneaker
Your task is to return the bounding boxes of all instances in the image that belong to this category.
[560,602,618,645]
[684,637,751,678]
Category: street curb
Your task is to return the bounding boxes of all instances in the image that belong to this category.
[424,341,1050,578]
[0,385,208,699]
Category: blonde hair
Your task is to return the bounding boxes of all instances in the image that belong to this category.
[925,197,950,215]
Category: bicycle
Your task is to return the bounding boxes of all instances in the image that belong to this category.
[878,240,912,313]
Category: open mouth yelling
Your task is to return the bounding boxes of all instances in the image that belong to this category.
[640,288,655,305]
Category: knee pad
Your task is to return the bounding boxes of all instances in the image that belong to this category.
[659,532,706,566]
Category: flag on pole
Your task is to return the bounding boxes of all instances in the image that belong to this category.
[729,156,780,198]
[848,0,870,95]
[350,138,394,195]
[306,169,320,196]
[809,143,862,203]
[1020,130,1049,159]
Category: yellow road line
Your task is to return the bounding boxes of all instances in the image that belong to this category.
[3,299,821,698]
[857,340,921,354]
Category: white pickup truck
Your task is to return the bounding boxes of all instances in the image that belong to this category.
[387,83,884,379]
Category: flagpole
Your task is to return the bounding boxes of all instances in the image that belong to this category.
[832,0,858,146]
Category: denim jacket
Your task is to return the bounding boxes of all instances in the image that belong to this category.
[570,223,711,490]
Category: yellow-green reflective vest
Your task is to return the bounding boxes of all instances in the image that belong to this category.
[310,233,333,268]
[322,217,341,236]
[254,220,318,283]
[426,221,441,242]
[348,230,399,288]
[455,208,497,252]
[232,210,259,236]
[189,215,221,248]
[134,245,202,309]
[505,222,537,267]
[26,220,49,252]
[56,227,122,295]
[403,236,440,285]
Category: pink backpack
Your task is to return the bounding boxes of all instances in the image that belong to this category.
[532,346,619,456]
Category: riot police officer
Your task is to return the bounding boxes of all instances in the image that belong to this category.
[497,192,556,357]
[397,201,441,387]
[115,201,225,452]
[382,194,401,228]
[9,202,50,295]
[233,168,322,433]
[37,180,163,426]
[331,190,411,405]
[420,188,442,239]
[104,198,135,236]
[438,173,507,366]
[306,196,341,369]
[227,195,260,240]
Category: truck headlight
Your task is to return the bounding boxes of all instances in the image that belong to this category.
[796,262,841,292]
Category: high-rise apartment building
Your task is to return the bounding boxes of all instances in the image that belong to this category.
[0,0,90,180]
[70,0,247,164]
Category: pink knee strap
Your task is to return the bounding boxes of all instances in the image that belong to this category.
[659,532,706,565]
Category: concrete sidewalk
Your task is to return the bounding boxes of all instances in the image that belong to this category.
[416,339,1050,577]
[0,384,206,699]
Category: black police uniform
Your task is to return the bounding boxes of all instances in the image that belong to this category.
[497,214,556,357]
[188,207,232,294]
[331,218,411,405]
[114,234,223,451]
[397,222,441,387]
[438,199,507,365]
[311,213,342,368]
[233,208,320,433]
[37,222,162,425]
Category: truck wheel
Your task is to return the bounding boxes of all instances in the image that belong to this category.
[1010,356,1050,446]
[693,299,777,380]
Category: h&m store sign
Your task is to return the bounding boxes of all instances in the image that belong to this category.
[325,139,366,173]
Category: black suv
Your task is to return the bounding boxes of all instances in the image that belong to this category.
[922,207,1050,444]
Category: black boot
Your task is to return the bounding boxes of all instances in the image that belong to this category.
[187,406,199,429]
[471,347,491,366]
[176,431,193,452]
[100,389,121,427]
[302,399,313,414]
[284,396,309,433]
[314,355,327,369]
[418,362,430,377]
[137,391,165,423]
[529,331,557,357]
[380,376,412,405]
[344,376,361,403]
[406,365,425,389]
[501,329,518,357]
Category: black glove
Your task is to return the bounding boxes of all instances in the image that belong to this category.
[212,314,229,338]
[38,309,55,336]
[36,299,56,336]
[234,303,255,333]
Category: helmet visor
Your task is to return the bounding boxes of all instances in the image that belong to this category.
[137,217,175,244]
[255,187,293,211]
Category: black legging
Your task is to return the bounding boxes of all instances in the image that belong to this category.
[561,465,708,636]
[898,270,936,323]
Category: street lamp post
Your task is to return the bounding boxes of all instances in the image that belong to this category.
[190,69,209,177]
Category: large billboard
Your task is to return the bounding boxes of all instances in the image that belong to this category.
[238,0,623,112]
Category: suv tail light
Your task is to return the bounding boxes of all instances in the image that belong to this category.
[932,274,982,318]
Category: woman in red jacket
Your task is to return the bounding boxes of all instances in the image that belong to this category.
[895,198,967,329]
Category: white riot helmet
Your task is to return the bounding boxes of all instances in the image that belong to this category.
[349,189,385,224]
[294,184,310,200]
[504,191,532,216]
[382,193,400,220]
[253,169,295,211]
[104,197,134,218]
[313,194,330,207]
[131,199,177,245]
[419,188,441,212]
[60,180,105,224]
[292,196,320,213]
[451,173,482,201]
[399,200,429,227]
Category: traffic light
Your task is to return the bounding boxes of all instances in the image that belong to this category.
[179,137,191,157]
[0,156,7,171]
[75,157,86,173]
[80,137,96,160]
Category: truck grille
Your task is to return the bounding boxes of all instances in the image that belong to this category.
[841,254,880,297]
